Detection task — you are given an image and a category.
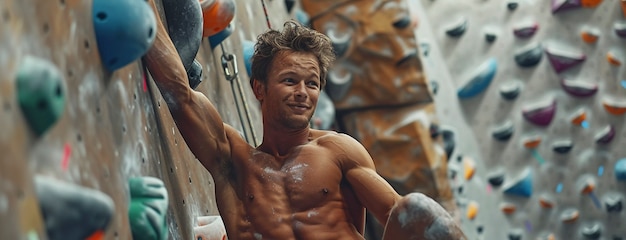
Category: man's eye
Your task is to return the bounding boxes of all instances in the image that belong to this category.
[284,78,295,83]
[307,81,319,87]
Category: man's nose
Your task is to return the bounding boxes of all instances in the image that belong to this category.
[294,82,307,99]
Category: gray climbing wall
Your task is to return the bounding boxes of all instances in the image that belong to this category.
[411,0,626,239]
[0,0,293,239]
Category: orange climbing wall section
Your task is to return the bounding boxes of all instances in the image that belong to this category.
[0,0,291,239]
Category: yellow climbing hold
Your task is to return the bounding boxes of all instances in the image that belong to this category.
[467,201,479,220]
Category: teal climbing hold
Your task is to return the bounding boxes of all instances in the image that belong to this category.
[545,46,586,74]
[457,58,497,99]
[209,23,233,49]
[514,43,542,67]
[16,56,66,136]
[503,168,533,198]
[129,177,169,240]
[93,0,156,71]
[242,40,255,77]
[614,159,626,181]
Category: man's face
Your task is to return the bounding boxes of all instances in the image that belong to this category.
[254,50,321,130]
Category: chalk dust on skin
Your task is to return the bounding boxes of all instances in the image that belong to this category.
[284,163,309,183]
[307,209,319,218]
[254,233,263,240]
[397,193,456,240]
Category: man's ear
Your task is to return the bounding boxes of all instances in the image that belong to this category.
[252,78,264,101]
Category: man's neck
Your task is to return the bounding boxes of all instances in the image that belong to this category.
[258,126,312,159]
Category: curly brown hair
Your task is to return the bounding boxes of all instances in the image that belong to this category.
[250,20,335,90]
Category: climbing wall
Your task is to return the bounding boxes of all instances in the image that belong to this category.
[412,0,626,239]
[0,0,293,239]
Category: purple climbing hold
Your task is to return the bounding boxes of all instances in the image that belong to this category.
[503,168,533,198]
[522,98,556,127]
[513,23,539,38]
[551,0,582,13]
[545,47,586,74]
[595,125,615,144]
[615,22,626,38]
[560,78,598,98]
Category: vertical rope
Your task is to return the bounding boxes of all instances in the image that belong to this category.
[260,0,272,29]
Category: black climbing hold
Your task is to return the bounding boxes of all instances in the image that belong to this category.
[552,140,573,154]
[457,155,463,162]
[188,59,203,89]
[605,196,623,213]
[485,33,497,43]
[477,225,484,234]
[162,0,203,71]
[445,18,467,37]
[508,229,523,240]
[430,81,439,95]
[327,28,351,58]
[430,123,440,138]
[16,56,66,136]
[614,236,623,240]
[492,120,514,141]
[441,128,456,158]
[35,176,114,240]
[581,224,601,239]
[507,2,519,10]
[285,0,295,13]
[514,43,543,67]
[488,173,505,187]
[458,186,464,194]
[325,66,353,101]
[499,82,521,100]
[393,16,411,29]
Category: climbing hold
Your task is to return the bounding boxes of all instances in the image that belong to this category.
[492,120,515,141]
[607,51,622,66]
[507,1,519,10]
[285,0,295,13]
[194,216,227,240]
[578,177,596,194]
[129,177,169,240]
[580,29,600,44]
[560,78,598,98]
[622,0,626,17]
[200,0,236,37]
[499,81,521,100]
[485,32,497,43]
[552,139,573,154]
[616,22,626,38]
[464,157,476,180]
[602,98,626,115]
[326,26,352,58]
[513,22,539,38]
[487,172,505,187]
[441,128,456,158]
[188,59,203,89]
[16,56,66,136]
[93,0,156,71]
[570,108,587,126]
[514,43,543,67]
[545,47,586,74]
[605,195,623,212]
[581,223,602,239]
[295,8,310,26]
[595,125,615,144]
[429,123,440,138]
[242,40,255,77]
[523,136,542,149]
[539,196,555,208]
[582,0,603,7]
[430,81,439,95]
[208,23,233,49]
[325,65,353,101]
[457,58,497,99]
[35,176,114,240]
[500,203,517,214]
[466,201,479,220]
[508,229,523,240]
[162,0,203,71]
[551,0,582,13]
[615,159,626,181]
[560,209,580,223]
[311,91,335,130]
[503,168,533,198]
[522,99,556,127]
[445,18,468,37]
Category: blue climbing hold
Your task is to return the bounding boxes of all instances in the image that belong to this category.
[615,159,626,181]
[503,168,533,198]
[208,23,233,49]
[457,58,497,99]
[242,40,255,77]
[93,0,157,71]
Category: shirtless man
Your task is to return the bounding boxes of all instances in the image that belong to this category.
[143,1,466,239]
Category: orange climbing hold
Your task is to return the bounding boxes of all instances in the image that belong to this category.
[602,98,626,115]
[580,31,598,44]
[464,157,476,180]
[570,109,587,125]
[500,203,517,214]
[539,197,555,209]
[200,0,236,37]
[622,0,626,17]
[581,0,602,7]
[86,231,105,240]
[466,201,479,220]
[546,233,556,240]
[561,209,580,223]
[523,136,542,149]
[607,52,622,66]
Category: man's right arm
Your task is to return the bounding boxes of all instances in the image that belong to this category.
[142,0,231,171]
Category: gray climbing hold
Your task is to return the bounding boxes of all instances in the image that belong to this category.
[430,81,439,95]
[513,22,539,38]
[552,139,573,154]
[442,128,456,158]
[522,98,556,127]
[499,81,521,100]
[614,158,626,181]
[188,59,203,89]
[560,78,598,98]
[457,58,497,99]
[326,27,351,58]
[325,65,353,101]
[605,195,623,213]
[492,120,514,141]
[503,168,533,198]
[545,46,586,74]
[445,18,468,37]
[594,125,615,145]
[581,223,601,239]
[514,43,543,67]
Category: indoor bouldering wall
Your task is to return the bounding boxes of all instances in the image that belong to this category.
[412,0,626,239]
[0,0,294,239]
